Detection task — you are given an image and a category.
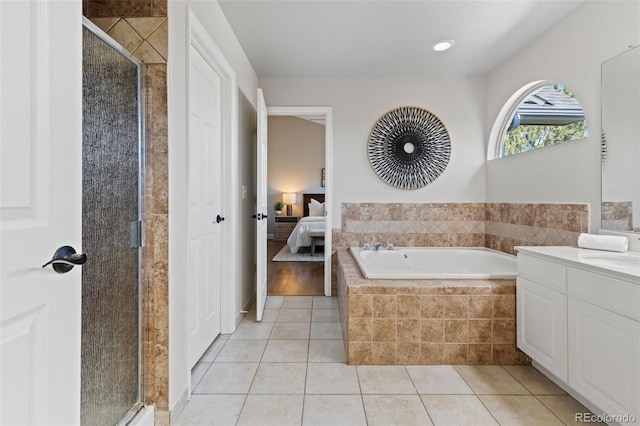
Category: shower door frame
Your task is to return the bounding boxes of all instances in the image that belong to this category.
[81,17,146,425]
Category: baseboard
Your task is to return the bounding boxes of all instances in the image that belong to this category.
[235,293,256,327]
[169,387,189,425]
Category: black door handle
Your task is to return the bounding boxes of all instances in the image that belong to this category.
[252,213,268,220]
[216,214,225,223]
[42,245,87,274]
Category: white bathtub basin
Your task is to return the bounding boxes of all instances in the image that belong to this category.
[349,246,517,279]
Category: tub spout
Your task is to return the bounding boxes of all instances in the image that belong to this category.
[375,243,394,250]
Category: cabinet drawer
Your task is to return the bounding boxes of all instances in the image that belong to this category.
[274,223,296,232]
[568,267,640,321]
[518,254,566,290]
[274,232,291,241]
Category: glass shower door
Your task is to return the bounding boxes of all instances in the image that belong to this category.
[81,23,142,425]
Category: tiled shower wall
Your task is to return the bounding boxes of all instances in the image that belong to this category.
[333,202,589,255]
[85,1,169,423]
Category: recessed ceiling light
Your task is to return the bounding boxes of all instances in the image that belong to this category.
[432,40,455,52]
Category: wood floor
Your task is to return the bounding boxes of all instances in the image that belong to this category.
[267,240,324,296]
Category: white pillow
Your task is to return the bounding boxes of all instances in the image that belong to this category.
[308,201,325,217]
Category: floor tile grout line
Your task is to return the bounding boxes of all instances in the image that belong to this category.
[499,363,573,423]
[452,365,503,425]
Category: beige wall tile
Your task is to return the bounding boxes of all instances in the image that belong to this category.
[421,296,445,318]
[90,17,120,33]
[373,295,396,318]
[493,295,515,318]
[443,344,468,364]
[397,319,420,342]
[445,295,469,318]
[348,318,372,342]
[469,295,492,318]
[147,20,168,59]
[396,343,420,364]
[373,319,396,342]
[420,343,444,365]
[420,319,444,342]
[467,344,493,365]
[372,342,396,364]
[445,320,468,343]
[107,19,143,53]
[348,295,373,318]
[469,320,492,343]
[348,342,372,364]
[125,17,165,39]
[397,295,420,318]
[492,344,517,364]
[493,320,516,344]
[133,41,165,63]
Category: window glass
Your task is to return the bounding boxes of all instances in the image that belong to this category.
[500,83,588,157]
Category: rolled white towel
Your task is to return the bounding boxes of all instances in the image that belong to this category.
[577,233,628,252]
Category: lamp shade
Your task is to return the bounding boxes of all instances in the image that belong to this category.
[282,193,297,204]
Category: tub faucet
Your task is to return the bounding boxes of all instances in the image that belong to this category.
[375,243,394,250]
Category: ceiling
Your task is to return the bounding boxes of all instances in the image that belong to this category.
[218,0,584,78]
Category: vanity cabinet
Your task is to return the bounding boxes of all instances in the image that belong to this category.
[517,255,567,381]
[516,247,640,422]
[567,268,640,421]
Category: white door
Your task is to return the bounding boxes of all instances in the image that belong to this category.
[255,89,268,321]
[186,44,222,367]
[1,1,82,424]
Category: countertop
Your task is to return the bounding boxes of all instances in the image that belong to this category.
[515,246,640,282]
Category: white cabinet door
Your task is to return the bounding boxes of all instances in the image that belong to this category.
[1,1,82,424]
[569,298,639,420]
[517,277,567,380]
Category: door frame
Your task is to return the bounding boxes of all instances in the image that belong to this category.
[186,9,237,334]
[267,106,333,296]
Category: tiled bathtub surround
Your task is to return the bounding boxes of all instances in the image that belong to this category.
[485,203,589,255]
[333,202,589,256]
[601,201,633,231]
[337,249,529,366]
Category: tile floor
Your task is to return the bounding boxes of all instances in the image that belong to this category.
[174,296,602,426]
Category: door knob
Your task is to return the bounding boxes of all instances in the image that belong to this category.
[216,214,225,223]
[42,245,87,274]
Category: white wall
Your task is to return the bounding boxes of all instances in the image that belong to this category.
[259,76,488,225]
[484,0,640,232]
[167,0,258,413]
[267,116,325,234]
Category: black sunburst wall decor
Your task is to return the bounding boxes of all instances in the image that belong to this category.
[368,106,451,190]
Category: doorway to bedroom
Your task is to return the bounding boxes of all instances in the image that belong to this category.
[266,114,327,296]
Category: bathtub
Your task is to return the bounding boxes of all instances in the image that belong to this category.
[349,246,517,279]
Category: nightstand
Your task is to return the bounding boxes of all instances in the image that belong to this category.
[274,216,299,241]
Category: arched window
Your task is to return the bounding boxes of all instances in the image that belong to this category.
[490,81,588,158]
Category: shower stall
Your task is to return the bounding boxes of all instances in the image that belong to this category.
[82,20,144,425]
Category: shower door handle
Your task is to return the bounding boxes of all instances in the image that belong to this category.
[42,245,87,274]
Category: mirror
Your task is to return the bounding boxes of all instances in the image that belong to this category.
[601,45,640,232]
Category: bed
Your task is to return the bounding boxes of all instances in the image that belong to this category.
[286,193,326,254]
